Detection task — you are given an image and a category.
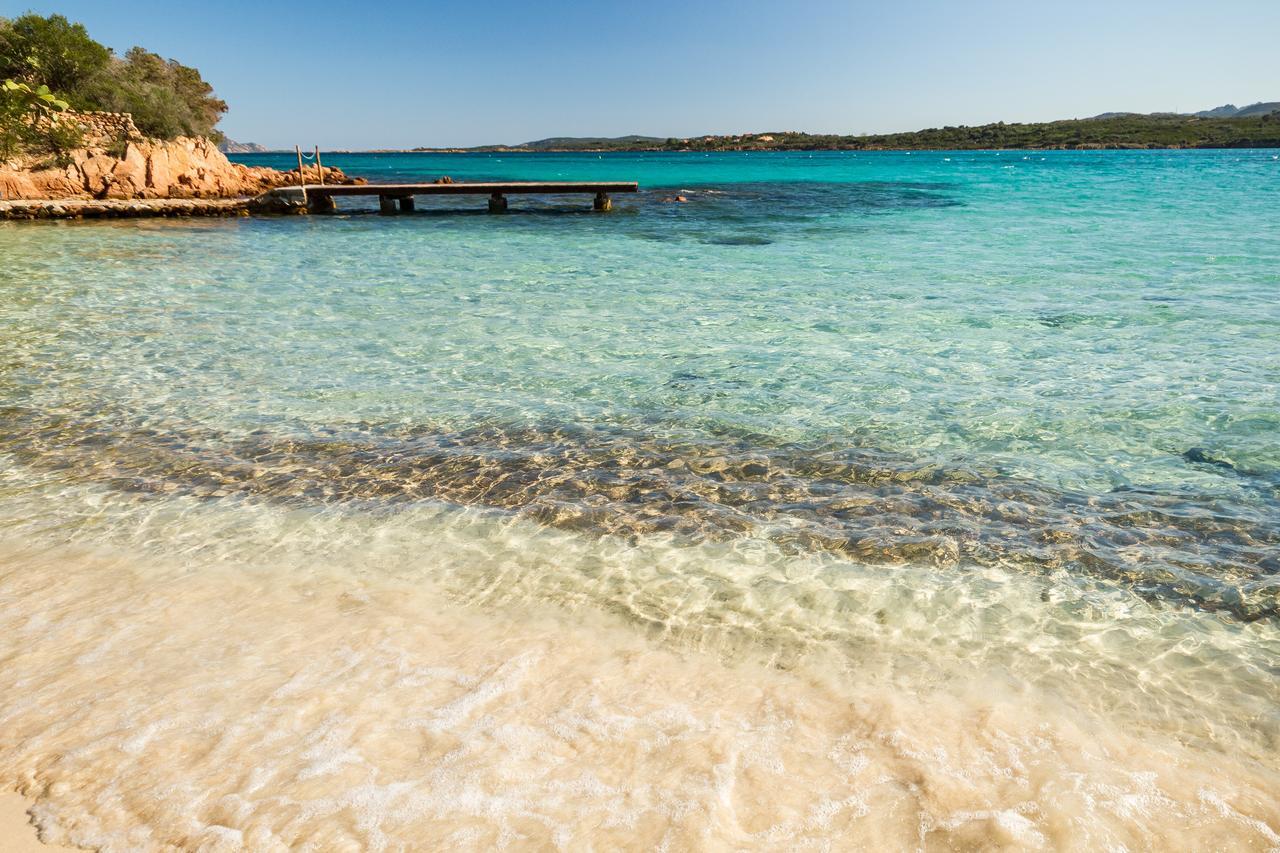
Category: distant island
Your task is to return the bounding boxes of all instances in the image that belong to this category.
[414,104,1280,152]
[218,139,269,153]
[1098,102,1280,120]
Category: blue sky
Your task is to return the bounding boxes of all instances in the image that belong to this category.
[5,0,1279,148]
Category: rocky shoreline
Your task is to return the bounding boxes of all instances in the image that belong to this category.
[0,133,363,219]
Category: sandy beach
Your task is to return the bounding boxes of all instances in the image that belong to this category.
[1,5,1278,842]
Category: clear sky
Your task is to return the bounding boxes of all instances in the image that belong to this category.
[5,0,1279,149]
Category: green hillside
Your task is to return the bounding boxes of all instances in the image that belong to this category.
[420,111,1280,152]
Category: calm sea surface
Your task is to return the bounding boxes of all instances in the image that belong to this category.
[0,150,1277,848]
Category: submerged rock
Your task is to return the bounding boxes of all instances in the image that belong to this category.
[1183,447,1235,470]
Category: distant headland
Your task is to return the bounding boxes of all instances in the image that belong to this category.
[412,103,1280,153]
[218,139,269,154]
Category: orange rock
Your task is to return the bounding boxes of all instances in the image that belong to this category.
[0,136,361,201]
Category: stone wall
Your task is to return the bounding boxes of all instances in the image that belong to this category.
[59,111,144,147]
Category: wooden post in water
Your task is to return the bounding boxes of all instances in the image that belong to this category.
[294,145,308,206]
[398,196,415,213]
[379,195,397,215]
[488,193,508,213]
[314,146,325,186]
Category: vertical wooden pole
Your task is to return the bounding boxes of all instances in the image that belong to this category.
[294,145,308,206]
[314,146,325,186]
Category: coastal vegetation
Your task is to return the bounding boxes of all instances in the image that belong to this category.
[0,78,78,162]
[0,13,355,206]
[0,12,225,160]
[417,110,1280,153]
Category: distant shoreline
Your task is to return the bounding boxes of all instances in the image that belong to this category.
[237,144,1280,155]
[404,143,1280,153]
[271,110,1278,154]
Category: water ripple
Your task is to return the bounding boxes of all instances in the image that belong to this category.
[3,407,1275,622]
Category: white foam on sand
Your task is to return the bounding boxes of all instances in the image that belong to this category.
[0,792,82,852]
[0,486,1277,851]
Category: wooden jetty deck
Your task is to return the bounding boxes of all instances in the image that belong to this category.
[269,181,639,214]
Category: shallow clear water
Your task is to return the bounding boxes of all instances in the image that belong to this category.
[0,151,1278,849]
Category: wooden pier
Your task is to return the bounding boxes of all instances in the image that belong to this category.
[268,181,639,214]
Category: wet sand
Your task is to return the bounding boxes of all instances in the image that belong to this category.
[2,525,1277,849]
[0,794,79,852]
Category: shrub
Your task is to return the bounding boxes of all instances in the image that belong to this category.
[0,78,75,161]
[104,134,129,159]
[42,113,85,153]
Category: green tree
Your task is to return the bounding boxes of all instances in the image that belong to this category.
[88,47,226,140]
[0,13,110,105]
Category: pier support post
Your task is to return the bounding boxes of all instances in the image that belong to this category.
[307,193,337,214]
[593,192,612,212]
[488,192,508,213]
[379,195,397,215]
[398,196,416,213]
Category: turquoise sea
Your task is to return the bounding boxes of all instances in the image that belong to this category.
[1,150,1278,849]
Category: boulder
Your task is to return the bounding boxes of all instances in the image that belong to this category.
[146,146,173,195]
[105,144,149,198]
[78,153,117,197]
